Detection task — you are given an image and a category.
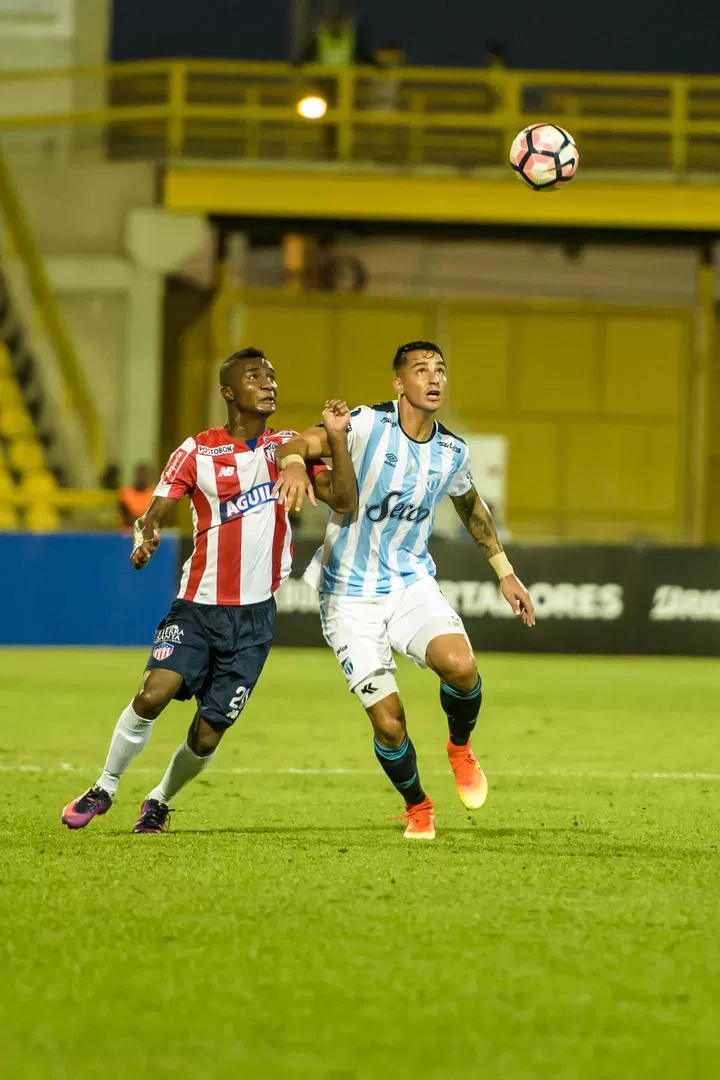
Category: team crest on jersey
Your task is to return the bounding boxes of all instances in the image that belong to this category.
[263,444,277,462]
[427,472,443,493]
[152,643,175,661]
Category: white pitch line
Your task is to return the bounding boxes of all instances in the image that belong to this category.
[1,764,720,781]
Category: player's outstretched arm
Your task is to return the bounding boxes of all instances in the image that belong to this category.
[313,400,357,514]
[274,410,334,512]
[130,495,178,570]
[451,486,536,627]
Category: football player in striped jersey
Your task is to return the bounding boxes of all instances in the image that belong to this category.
[62,348,356,834]
[275,341,534,840]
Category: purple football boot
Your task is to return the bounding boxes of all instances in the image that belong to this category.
[133,799,170,834]
[62,785,113,829]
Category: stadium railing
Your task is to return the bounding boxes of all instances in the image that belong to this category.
[0,60,719,174]
[0,143,103,473]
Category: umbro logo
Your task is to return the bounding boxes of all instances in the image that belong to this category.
[360,681,378,695]
[385,453,398,465]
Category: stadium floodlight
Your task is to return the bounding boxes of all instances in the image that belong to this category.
[296,94,328,120]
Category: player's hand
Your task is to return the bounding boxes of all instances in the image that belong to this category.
[130,525,160,570]
[501,574,535,627]
[273,462,317,512]
[322,399,351,438]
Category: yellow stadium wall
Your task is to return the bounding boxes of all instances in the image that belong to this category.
[213,291,695,543]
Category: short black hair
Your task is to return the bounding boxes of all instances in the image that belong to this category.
[219,347,267,386]
[392,340,444,372]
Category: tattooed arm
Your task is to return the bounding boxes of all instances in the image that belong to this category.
[451,486,535,627]
[451,487,504,558]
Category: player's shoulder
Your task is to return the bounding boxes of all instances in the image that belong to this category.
[263,428,299,444]
[435,421,467,455]
[350,401,397,427]
[190,427,237,456]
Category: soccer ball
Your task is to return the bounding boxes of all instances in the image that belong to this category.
[509,124,579,191]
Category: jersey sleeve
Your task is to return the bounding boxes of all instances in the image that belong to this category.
[345,406,375,454]
[154,437,197,499]
[446,444,474,498]
[307,458,329,480]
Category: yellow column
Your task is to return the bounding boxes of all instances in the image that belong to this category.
[689,247,714,542]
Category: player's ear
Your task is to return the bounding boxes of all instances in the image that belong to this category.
[392,374,404,398]
[220,385,234,404]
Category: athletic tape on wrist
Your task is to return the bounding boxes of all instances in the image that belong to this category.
[133,521,159,555]
[489,552,514,580]
[280,454,306,470]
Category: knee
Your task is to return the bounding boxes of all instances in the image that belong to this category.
[189,717,224,756]
[370,700,406,748]
[133,687,168,720]
[437,648,478,692]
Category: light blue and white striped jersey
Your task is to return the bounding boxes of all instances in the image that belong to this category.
[304,400,473,597]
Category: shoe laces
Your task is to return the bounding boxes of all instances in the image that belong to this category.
[392,799,432,824]
[75,786,108,812]
[142,800,172,829]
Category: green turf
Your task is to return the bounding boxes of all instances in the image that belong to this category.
[1,648,719,1080]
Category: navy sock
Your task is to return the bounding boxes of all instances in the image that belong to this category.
[441,676,483,746]
[373,735,426,805]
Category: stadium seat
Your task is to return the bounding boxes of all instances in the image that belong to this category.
[0,374,25,409]
[24,504,61,531]
[19,470,57,497]
[0,406,34,439]
[0,501,19,529]
[7,438,47,474]
[0,470,16,499]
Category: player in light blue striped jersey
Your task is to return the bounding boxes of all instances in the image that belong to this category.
[276,341,534,839]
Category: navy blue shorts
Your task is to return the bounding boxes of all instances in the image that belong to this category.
[146,597,276,730]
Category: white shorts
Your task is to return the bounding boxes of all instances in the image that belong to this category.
[319,576,470,691]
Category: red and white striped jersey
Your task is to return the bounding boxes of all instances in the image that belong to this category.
[155,426,326,606]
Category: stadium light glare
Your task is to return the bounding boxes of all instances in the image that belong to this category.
[297,94,328,120]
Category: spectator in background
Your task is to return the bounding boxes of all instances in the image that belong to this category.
[92,462,123,530]
[120,463,156,528]
[298,2,376,66]
[485,41,508,70]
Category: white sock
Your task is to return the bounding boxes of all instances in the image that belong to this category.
[96,703,155,796]
[146,741,215,806]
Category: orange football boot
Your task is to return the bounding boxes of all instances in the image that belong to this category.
[399,795,436,840]
[446,739,488,810]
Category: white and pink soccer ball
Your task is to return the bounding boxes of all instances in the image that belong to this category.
[509,124,579,190]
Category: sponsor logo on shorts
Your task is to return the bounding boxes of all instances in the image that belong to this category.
[152,643,175,661]
[155,624,184,645]
[220,482,277,522]
[336,644,348,655]
[340,657,354,677]
[197,444,235,457]
[360,681,378,695]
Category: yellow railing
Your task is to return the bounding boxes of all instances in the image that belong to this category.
[0,144,103,470]
[1,59,720,173]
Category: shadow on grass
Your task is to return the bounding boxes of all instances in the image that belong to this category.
[90,825,719,861]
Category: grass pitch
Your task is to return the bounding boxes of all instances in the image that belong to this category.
[1,648,719,1079]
